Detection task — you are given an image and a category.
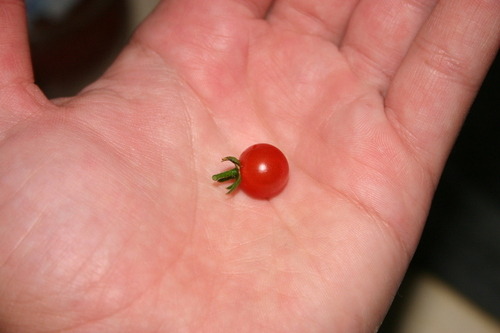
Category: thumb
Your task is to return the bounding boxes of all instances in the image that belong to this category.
[0,0,33,86]
[0,0,46,132]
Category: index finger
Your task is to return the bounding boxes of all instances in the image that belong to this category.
[385,0,500,179]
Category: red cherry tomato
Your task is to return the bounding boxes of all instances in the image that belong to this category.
[212,143,289,199]
[239,144,289,199]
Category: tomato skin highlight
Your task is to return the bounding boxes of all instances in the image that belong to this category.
[238,144,289,199]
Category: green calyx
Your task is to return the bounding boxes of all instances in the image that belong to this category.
[211,156,241,194]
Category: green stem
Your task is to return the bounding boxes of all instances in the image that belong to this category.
[212,168,239,182]
[225,173,241,193]
[211,156,242,194]
[222,156,240,166]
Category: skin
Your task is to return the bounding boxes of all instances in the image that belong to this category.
[0,0,498,332]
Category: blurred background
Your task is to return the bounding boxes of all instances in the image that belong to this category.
[26,0,499,331]
[26,0,159,98]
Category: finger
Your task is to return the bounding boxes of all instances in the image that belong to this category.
[126,0,275,99]
[341,0,437,93]
[386,0,500,178]
[137,0,274,41]
[266,0,361,43]
[126,0,276,55]
[0,0,33,85]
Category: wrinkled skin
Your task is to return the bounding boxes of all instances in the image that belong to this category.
[0,0,498,332]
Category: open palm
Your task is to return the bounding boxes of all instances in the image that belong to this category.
[1,0,498,332]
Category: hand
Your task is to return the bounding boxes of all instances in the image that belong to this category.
[1,0,498,331]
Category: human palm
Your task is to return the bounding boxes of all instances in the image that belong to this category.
[1,0,498,332]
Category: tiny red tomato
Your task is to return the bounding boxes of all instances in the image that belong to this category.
[239,144,289,199]
[212,143,289,199]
